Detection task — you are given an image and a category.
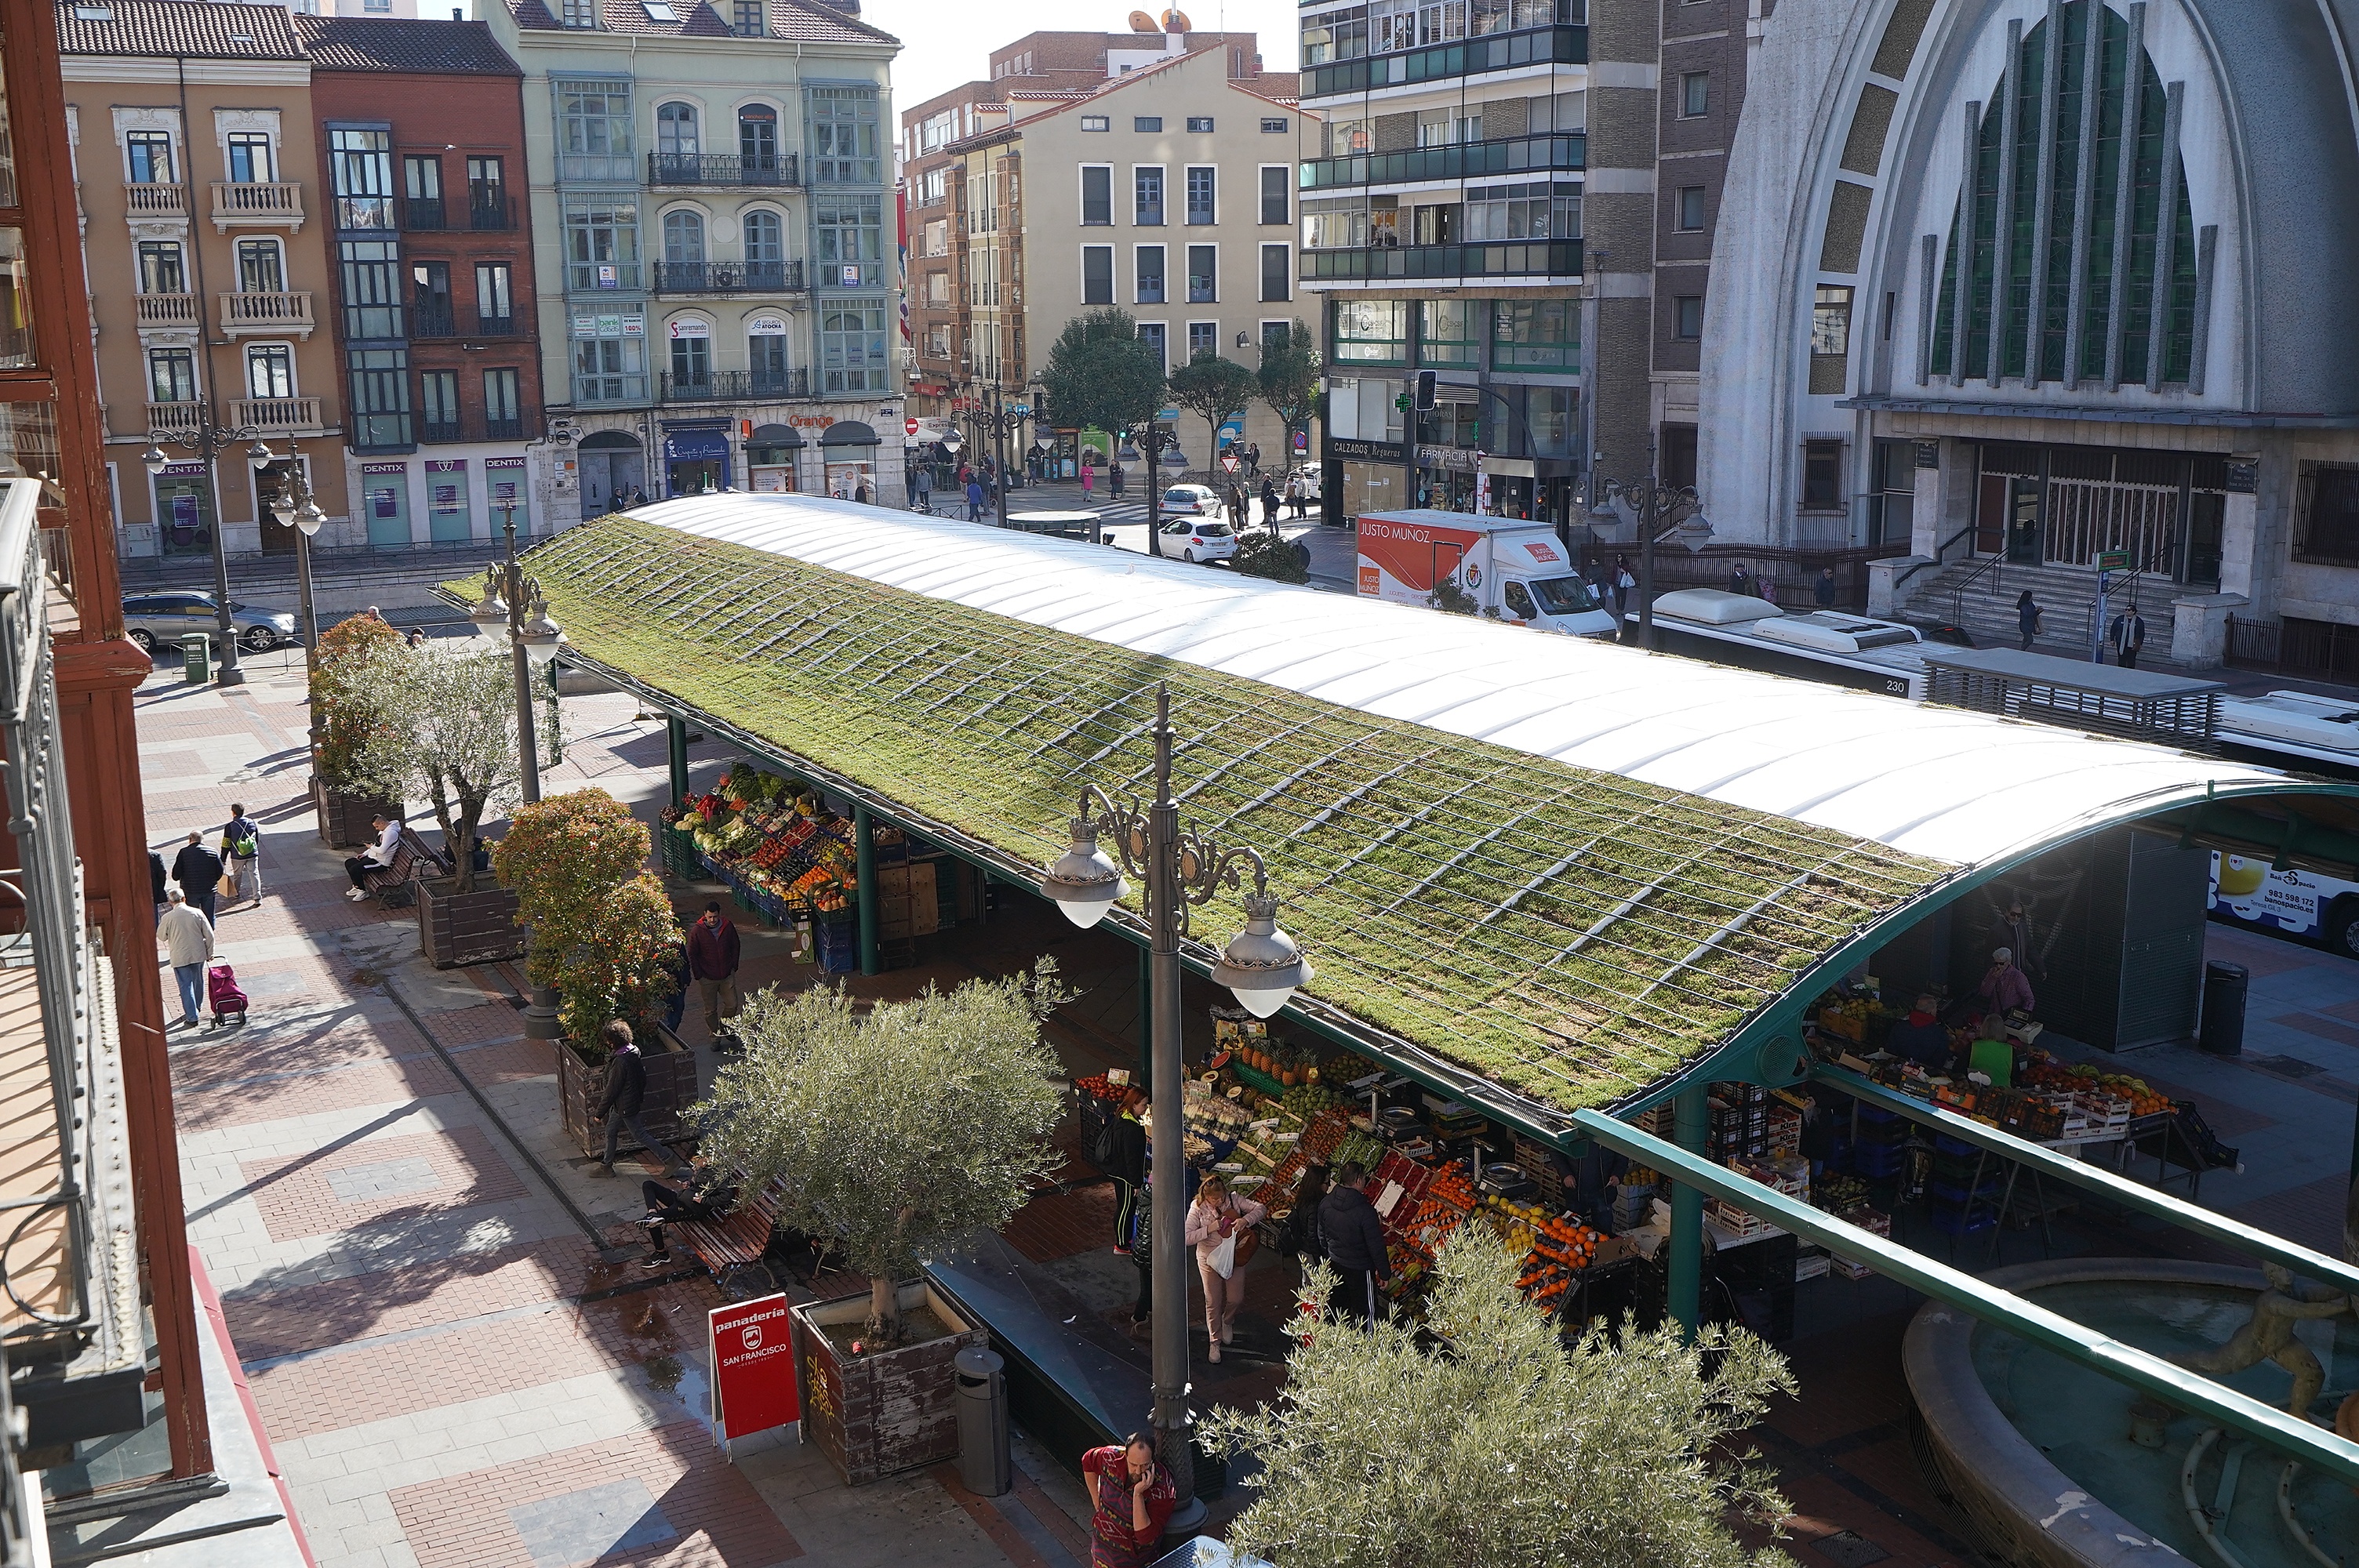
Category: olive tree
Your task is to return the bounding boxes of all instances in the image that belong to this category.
[1201,1228,1797,1568]
[693,962,1069,1339]
[342,643,519,892]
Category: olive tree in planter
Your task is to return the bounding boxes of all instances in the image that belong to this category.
[311,615,405,847]
[343,642,525,967]
[693,964,1067,1484]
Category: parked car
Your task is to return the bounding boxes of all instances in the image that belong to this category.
[1161,484,1222,517]
[1159,517,1237,564]
[122,592,296,655]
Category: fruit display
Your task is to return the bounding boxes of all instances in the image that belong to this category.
[2018,1053,2173,1117]
[1813,1174,1869,1213]
[674,764,857,915]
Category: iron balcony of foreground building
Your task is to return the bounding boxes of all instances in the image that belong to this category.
[0,478,146,1456]
[1299,132,1587,191]
[1302,20,1588,101]
[658,368,812,405]
[652,260,807,296]
[1299,238,1583,282]
[646,152,800,188]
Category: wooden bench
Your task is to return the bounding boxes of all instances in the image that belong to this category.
[362,825,450,908]
[661,1172,839,1291]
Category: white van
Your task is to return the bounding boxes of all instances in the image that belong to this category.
[1354,510,1616,637]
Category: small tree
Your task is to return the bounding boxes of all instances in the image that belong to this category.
[695,963,1069,1338]
[493,789,663,1053]
[1201,1228,1797,1568]
[1230,529,1309,584]
[547,873,680,1050]
[1168,350,1258,474]
[1256,318,1322,468]
[1040,307,1174,554]
[312,614,404,787]
[343,644,518,891]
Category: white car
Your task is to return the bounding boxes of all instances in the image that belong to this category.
[1159,517,1237,564]
[1161,484,1222,517]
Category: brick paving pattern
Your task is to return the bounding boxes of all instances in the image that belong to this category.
[239,1124,526,1242]
[424,1000,529,1047]
[224,1236,602,1362]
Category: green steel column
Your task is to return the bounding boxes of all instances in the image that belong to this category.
[1668,1085,1709,1341]
[854,803,879,977]
[666,715,689,806]
[1136,941,1153,1086]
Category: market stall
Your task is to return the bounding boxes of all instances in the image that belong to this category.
[664,762,860,969]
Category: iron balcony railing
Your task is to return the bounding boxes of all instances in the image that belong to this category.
[1299,238,1582,281]
[652,260,806,295]
[646,151,799,187]
[658,367,810,403]
[413,305,457,339]
[1303,22,1587,100]
[404,195,448,230]
[1299,131,1587,191]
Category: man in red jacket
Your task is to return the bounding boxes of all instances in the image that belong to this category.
[687,901,743,1038]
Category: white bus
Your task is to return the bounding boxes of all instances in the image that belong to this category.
[2210,852,2359,958]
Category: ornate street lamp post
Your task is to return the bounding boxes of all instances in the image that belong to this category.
[1592,469,1714,649]
[471,501,564,1045]
[141,418,277,685]
[261,463,327,665]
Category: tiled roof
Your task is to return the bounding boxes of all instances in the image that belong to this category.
[502,0,894,46]
[56,0,305,61]
[294,17,522,75]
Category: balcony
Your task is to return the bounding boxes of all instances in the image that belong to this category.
[1299,238,1582,281]
[1300,131,1587,191]
[420,420,462,444]
[405,195,449,230]
[144,400,205,437]
[646,151,799,188]
[133,292,199,330]
[1303,23,1587,100]
[219,289,317,339]
[652,259,806,296]
[658,367,810,404]
[123,181,187,220]
[470,195,515,231]
[474,314,518,337]
[233,395,327,432]
[211,180,306,230]
[485,416,525,440]
[413,306,457,339]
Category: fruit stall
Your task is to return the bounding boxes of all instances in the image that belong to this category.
[664,762,861,968]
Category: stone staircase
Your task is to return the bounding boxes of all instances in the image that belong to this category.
[1895,555,2154,658]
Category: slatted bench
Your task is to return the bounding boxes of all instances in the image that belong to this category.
[663,1174,839,1293]
[362,825,450,908]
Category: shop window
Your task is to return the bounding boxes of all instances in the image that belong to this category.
[2295,462,2359,567]
[1331,298,1406,365]
[1419,299,1482,368]
[1801,440,1844,511]
[1492,298,1579,372]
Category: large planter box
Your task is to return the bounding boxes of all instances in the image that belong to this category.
[792,1282,986,1486]
[556,1026,700,1156]
[313,776,402,849]
[414,877,525,968]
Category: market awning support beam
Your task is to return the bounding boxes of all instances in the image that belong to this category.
[854,803,879,978]
[667,713,690,808]
[1668,1086,1707,1341]
[1810,1065,2359,1296]
[1574,1108,2359,1486]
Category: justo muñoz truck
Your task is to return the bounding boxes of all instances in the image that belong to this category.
[1354,510,1616,637]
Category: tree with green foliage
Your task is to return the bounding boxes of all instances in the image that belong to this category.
[694,964,1069,1339]
[1168,350,1258,474]
[1201,1228,1797,1568]
[1040,307,1173,553]
[342,643,518,892]
[1256,319,1323,467]
[1230,528,1310,584]
[493,789,674,1051]
[312,614,405,789]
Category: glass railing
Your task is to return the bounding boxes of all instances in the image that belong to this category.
[1304,24,1587,99]
[1300,132,1586,191]
[1299,238,1582,281]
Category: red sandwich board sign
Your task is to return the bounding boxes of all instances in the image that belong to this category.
[709,1294,799,1447]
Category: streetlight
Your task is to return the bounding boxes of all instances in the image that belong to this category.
[1590,467,1713,649]
[263,461,326,671]
[971,384,1029,528]
[472,499,564,1053]
[1038,684,1313,1516]
[141,419,278,685]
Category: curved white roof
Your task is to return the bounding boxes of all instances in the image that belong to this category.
[617,495,2305,868]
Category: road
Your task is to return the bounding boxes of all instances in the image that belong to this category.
[939,477,1361,592]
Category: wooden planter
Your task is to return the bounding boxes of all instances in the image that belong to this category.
[313,776,402,849]
[555,1026,700,1156]
[792,1282,986,1486]
[414,877,525,968]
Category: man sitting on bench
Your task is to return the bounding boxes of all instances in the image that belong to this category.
[638,1156,739,1270]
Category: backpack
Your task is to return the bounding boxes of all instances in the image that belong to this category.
[1084,1098,1121,1169]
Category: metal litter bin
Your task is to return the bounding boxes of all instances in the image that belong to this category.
[2200,960,2248,1056]
[954,1345,1009,1497]
[180,632,212,685]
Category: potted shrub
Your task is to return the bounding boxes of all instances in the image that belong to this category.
[344,642,525,966]
[311,614,404,846]
[494,789,692,1151]
[694,965,1067,1485]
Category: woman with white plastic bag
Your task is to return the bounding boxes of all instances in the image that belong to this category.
[1184,1174,1266,1363]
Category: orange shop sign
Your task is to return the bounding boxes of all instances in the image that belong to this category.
[787,415,837,430]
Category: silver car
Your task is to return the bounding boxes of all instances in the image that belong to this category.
[122,591,295,655]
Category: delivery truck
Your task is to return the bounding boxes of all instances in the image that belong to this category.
[1354,510,1616,637]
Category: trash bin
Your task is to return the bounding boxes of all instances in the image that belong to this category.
[954,1345,1009,1497]
[2200,960,2248,1056]
[180,632,212,685]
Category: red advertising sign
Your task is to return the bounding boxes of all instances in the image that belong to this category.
[708,1294,798,1442]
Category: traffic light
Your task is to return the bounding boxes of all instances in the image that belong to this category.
[1414,370,1437,412]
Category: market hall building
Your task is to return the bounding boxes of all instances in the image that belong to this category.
[1696,0,2359,677]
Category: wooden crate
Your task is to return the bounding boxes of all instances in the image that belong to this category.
[872,862,940,941]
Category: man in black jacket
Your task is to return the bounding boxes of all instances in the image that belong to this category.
[637,1158,739,1269]
[172,831,224,927]
[590,1021,677,1178]
[1317,1163,1391,1325]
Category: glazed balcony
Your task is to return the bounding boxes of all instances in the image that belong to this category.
[1299,131,1587,191]
[1302,21,1587,101]
[1300,238,1583,282]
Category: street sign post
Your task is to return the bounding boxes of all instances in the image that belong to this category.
[904,417,919,437]
[1219,454,1241,475]
[709,1294,799,1454]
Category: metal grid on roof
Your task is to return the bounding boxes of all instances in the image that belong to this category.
[524,517,1951,1112]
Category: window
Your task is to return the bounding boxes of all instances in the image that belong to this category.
[657,102,700,155]
[1680,71,1710,117]
[560,0,598,25]
[812,193,882,285]
[740,106,780,174]
[818,299,888,391]
[339,240,403,339]
[926,271,949,305]
[743,209,783,264]
[403,155,442,201]
[1659,424,1697,488]
[1493,298,1579,371]
[420,369,460,440]
[808,87,881,183]
[475,263,514,330]
[245,343,294,399]
[227,132,274,184]
[1081,245,1114,304]
[1136,321,1166,368]
[1136,245,1165,304]
[1528,386,1576,457]
[1081,166,1112,226]
[1675,184,1706,231]
[1259,166,1289,227]
[1419,299,1481,367]
[642,0,677,19]
[1801,441,1844,510]
[483,368,522,434]
[1869,439,1915,547]
[1081,115,1110,132]
[731,0,763,36]
[1261,319,1289,349]
[1332,299,1407,364]
[1303,209,1369,250]
[1417,107,1479,147]
[572,330,645,404]
[412,261,453,335]
[1259,242,1289,302]
[467,157,506,227]
[557,80,634,182]
[1135,117,1162,133]
[1811,285,1852,357]
[750,332,790,391]
[1189,321,1218,356]
[125,131,173,183]
[1674,295,1703,339]
[1461,181,1579,241]
[137,241,184,295]
[670,329,711,387]
[1187,244,1216,303]
[1185,166,1215,224]
[1186,116,1214,133]
[147,347,195,403]
[236,238,283,294]
[924,216,948,256]
[663,209,705,263]
[328,127,394,230]
[565,197,640,290]
[1261,117,1289,133]
[349,346,411,445]
[1135,167,1164,225]
[2295,463,2359,566]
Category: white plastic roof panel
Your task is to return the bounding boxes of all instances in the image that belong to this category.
[615,495,2303,869]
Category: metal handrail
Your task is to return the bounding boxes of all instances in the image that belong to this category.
[1947,549,2006,625]
[1890,524,1975,594]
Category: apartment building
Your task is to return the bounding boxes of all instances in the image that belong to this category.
[60,1,351,560]
[294,16,545,543]
[1296,0,1591,521]
[485,0,905,514]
